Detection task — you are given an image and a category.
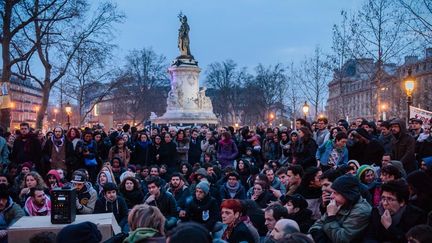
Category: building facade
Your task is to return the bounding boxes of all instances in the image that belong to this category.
[326,48,432,123]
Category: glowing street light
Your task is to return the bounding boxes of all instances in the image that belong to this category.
[302,101,309,120]
[65,102,72,129]
[404,68,415,124]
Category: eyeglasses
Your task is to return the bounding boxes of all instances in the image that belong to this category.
[381,196,397,203]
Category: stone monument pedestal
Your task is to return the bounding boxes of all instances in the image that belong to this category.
[151,58,218,126]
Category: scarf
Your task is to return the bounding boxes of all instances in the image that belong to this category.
[170,180,185,196]
[137,140,151,149]
[24,196,51,216]
[219,138,232,146]
[226,181,240,198]
[222,218,241,241]
[51,135,65,152]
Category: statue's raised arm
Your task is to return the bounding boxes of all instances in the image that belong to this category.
[177,13,192,57]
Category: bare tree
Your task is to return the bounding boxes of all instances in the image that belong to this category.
[0,0,58,129]
[59,42,121,125]
[298,46,332,120]
[248,63,287,122]
[14,1,124,128]
[398,0,432,44]
[111,47,169,125]
[285,62,302,123]
[205,60,251,125]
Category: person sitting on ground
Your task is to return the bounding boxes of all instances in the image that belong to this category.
[123,204,166,243]
[282,194,314,234]
[24,186,51,216]
[143,176,178,230]
[309,174,372,243]
[166,172,190,218]
[220,171,246,200]
[405,224,432,243]
[269,219,300,242]
[184,181,220,232]
[0,184,24,242]
[365,179,426,242]
[220,199,255,243]
[263,204,289,242]
[167,222,212,243]
[56,221,102,243]
[119,176,144,210]
[94,182,128,232]
[71,170,97,214]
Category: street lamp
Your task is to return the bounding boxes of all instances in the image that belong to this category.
[65,102,72,129]
[381,103,387,121]
[404,68,415,124]
[302,101,309,121]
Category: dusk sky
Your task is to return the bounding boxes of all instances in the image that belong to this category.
[112,0,361,72]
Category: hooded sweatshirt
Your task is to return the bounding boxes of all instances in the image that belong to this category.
[76,182,97,214]
[389,119,417,173]
[94,194,128,225]
[46,169,64,194]
[123,227,165,243]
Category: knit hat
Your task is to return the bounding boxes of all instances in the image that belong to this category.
[422,156,432,169]
[195,168,208,178]
[355,128,371,140]
[331,175,361,203]
[388,160,407,178]
[286,194,308,210]
[103,182,118,193]
[22,162,33,170]
[347,160,360,170]
[196,181,210,195]
[71,171,87,183]
[56,221,102,243]
[356,165,373,180]
[128,164,137,173]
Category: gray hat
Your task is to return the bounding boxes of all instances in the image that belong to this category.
[195,168,208,178]
[196,181,210,195]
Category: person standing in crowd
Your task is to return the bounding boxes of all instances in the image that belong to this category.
[377,121,394,154]
[217,132,238,168]
[390,119,417,173]
[71,170,97,214]
[108,136,130,169]
[42,126,75,176]
[220,199,255,243]
[316,132,349,170]
[150,134,163,165]
[79,130,99,183]
[313,117,330,148]
[309,174,372,243]
[132,133,152,166]
[11,123,42,172]
[159,133,178,175]
[296,127,318,169]
[188,130,202,165]
[0,128,9,173]
[175,129,189,164]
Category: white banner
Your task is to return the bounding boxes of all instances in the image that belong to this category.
[410,106,432,124]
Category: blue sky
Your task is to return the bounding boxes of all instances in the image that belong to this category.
[112,0,361,71]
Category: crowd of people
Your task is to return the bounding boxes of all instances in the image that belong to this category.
[0,117,432,243]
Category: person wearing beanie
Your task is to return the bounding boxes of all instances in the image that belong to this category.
[184,181,220,231]
[356,164,381,206]
[56,221,102,243]
[94,169,115,197]
[283,194,314,234]
[94,182,129,232]
[71,170,97,214]
[309,175,372,243]
[364,179,426,242]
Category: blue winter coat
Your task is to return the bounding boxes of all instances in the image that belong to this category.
[316,140,348,167]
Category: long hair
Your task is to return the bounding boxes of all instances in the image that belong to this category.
[21,171,47,189]
[66,127,81,140]
[299,127,312,141]
[119,176,141,192]
[128,204,166,234]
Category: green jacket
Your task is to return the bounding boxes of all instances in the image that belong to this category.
[123,228,165,243]
[309,197,372,243]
